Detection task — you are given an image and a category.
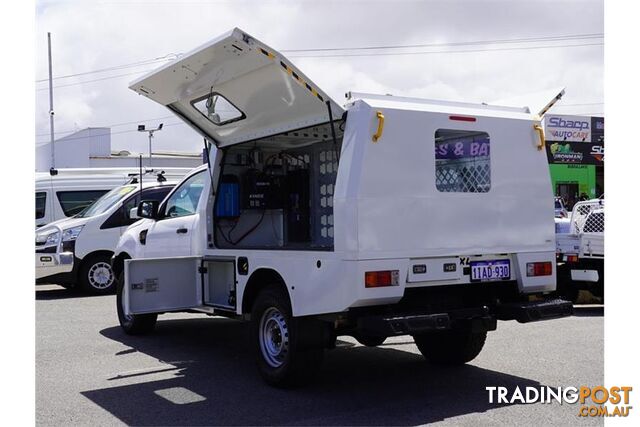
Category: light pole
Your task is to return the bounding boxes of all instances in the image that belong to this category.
[137,123,163,167]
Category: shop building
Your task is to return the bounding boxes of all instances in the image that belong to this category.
[544,114,604,209]
[36,127,204,171]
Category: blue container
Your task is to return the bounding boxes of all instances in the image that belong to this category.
[216,181,240,217]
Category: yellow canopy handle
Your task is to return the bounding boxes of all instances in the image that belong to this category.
[372,111,385,142]
[533,124,545,151]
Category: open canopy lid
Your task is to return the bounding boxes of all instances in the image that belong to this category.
[129,28,344,147]
[490,87,566,118]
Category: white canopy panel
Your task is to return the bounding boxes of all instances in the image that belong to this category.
[129,28,344,146]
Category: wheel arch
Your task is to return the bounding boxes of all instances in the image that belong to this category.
[241,268,289,315]
[111,251,132,277]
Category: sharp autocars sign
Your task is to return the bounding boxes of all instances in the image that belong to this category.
[544,114,591,142]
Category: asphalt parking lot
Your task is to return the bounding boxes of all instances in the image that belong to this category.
[36,284,603,426]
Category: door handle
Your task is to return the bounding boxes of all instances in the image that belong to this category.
[372,111,385,142]
[533,123,545,151]
[176,228,188,234]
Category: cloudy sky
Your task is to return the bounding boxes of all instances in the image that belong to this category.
[35,0,604,155]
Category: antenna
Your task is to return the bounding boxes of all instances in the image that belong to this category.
[47,32,56,169]
[139,154,143,206]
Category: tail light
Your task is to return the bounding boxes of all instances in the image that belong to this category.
[566,255,579,263]
[365,270,399,288]
[526,262,553,277]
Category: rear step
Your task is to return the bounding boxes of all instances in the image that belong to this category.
[495,298,573,323]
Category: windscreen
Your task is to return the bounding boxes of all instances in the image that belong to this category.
[76,186,137,218]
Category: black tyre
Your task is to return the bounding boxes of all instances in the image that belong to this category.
[413,327,487,365]
[556,264,579,303]
[116,271,157,335]
[557,281,580,303]
[355,334,387,347]
[79,254,117,294]
[251,285,324,387]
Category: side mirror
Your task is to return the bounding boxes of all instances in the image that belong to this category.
[137,200,159,219]
[129,207,140,220]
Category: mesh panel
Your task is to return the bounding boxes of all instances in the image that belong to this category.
[315,149,337,244]
[571,200,604,234]
[436,158,491,193]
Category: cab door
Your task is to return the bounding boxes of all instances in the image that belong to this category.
[142,170,208,258]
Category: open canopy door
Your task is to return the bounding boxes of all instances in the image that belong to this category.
[129,28,344,147]
[490,87,565,118]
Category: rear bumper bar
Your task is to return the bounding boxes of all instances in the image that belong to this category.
[358,306,497,336]
[356,299,573,336]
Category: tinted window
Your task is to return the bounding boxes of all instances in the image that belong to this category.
[75,186,136,218]
[101,186,175,229]
[164,171,206,218]
[435,129,491,193]
[36,192,47,219]
[124,186,174,214]
[56,190,109,217]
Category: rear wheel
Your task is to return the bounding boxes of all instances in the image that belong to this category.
[413,327,487,365]
[79,254,116,294]
[116,271,157,335]
[251,285,324,387]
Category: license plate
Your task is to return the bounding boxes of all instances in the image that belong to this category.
[470,260,511,282]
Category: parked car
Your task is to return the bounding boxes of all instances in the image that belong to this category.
[556,199,604,302]
[112,28,572,387]
[36,178,177,294]
[36,167,192,228]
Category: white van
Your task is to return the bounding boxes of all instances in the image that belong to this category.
[36,177,178,294]
[36,167,192,228]
[113,28,572,386]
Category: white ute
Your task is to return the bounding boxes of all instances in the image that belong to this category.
[36,173,178,294]
[556,198,604,302]
[113,28,573,386]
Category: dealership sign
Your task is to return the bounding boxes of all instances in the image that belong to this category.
[591,117,604,143]
[546,141,604,165]
[544,114,591,142]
